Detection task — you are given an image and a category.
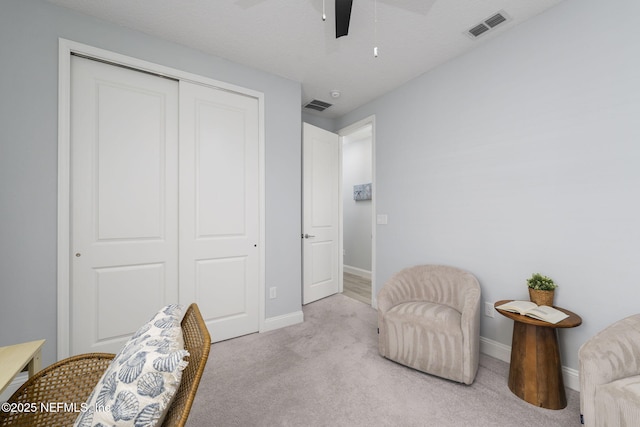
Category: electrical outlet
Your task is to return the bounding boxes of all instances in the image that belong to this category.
[484,302,494,318]
[269,287,277,299]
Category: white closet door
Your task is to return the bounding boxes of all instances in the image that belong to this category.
[179,81,260,342]
[70,56,179,354]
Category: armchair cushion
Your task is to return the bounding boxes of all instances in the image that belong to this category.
[595,375,640,426]
[75,304,189,427]
[384,301,463,379]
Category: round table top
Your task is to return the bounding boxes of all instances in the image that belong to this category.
[494,300,582,329]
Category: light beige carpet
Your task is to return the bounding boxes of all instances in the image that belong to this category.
[187,294,581,426]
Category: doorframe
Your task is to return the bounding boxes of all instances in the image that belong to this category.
[338,115,377,307]
[57,38,266,359]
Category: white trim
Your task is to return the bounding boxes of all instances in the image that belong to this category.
[479,336,579,392]
[343,265,371,280]
[262,311,304,332]
[57,40,72,361]
[563,366,580,393]
[57,38,266,359]
[257,88,266,335]
[479,336,512,362]
[338,136,344,295]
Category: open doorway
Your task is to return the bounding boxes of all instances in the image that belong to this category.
[340,118,375,306]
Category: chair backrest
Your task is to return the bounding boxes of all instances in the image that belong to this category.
[378,265,480,313]
[161,303,212,427]
[417,265,480,312]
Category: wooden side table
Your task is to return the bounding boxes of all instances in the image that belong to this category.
[495,300,581,409]
[0,339,46,395]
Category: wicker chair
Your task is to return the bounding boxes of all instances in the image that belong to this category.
[0,303,211,427]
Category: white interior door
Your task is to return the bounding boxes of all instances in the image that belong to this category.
[179,81,260,342]
[302,123,341,304]
[70,56,179,354]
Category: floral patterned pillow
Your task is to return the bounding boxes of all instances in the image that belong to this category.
[74,304,189,427]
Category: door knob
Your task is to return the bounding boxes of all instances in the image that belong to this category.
[303,234,316,239]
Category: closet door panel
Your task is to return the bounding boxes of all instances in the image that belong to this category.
[179,81,260,342]
[195,101,247,236]
[70,56,179,355]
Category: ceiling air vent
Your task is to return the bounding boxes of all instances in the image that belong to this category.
[304,99,332,112]
[469,23,490,38]
[467,11,509,39]
[485,13,507,28]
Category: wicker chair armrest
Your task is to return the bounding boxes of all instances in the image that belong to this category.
[161,303,211,427]
[0,353,114,427]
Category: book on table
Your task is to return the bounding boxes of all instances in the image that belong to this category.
[496,300,569,324]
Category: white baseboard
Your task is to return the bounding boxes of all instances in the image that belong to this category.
[480,336,512,362]
[261,310,304,333]
[480,336,579,392]
[343,265,371,280]
[0,372,27,402]
[563,366,580,392]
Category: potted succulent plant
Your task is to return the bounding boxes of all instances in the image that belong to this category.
[526,273,557,306]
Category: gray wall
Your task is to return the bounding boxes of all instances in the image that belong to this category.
[0,0,302,366]
[337,0,640,370]
[302,112,336,132]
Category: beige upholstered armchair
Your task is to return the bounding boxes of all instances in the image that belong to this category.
[579,314,640,427]
[377,264,481,385]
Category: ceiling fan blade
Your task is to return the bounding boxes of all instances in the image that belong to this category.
[335,0,353,38]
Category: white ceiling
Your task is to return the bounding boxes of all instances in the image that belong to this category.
[46,0,566,118]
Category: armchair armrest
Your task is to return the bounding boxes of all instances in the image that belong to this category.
[579,314,640,425]
[580,314,640,385]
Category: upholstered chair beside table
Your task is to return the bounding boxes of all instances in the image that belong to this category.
[377,264,481,385]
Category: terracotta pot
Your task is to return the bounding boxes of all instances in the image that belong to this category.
[529,288,554,306]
